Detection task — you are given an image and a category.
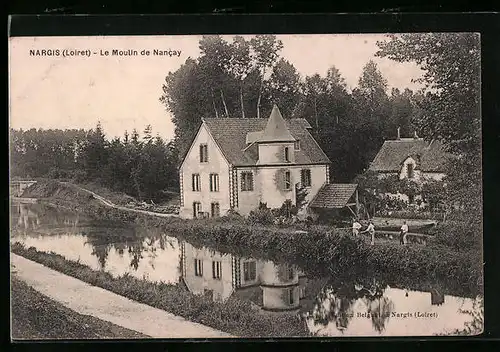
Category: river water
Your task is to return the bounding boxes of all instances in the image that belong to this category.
[10,202,482,337]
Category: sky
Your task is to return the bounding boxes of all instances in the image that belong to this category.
[9,34,425,141]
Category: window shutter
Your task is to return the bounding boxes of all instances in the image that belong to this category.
[300,170,305,186]
[192,174,195,191]
[249,173,254,191]
[209,174,213,192]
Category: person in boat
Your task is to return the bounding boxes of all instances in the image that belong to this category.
[400,220,409,245]
[361,220,376,245]
[352,218,362,237]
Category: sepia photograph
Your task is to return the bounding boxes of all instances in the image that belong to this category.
[9,32,483,339]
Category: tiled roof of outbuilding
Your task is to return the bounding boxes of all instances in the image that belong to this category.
[309,183,358,209]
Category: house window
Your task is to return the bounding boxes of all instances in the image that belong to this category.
[284,170,291,190]
[288,266,294,280]
[192,174,201,191]
[284,146,290,162]
[200,144,208,163]
[288,288,295,305]
[299,286,306,299]
[294,140,301,150]
[209,173,219,192]
[211,202,220,218]
[212,261,222,280]
[194,259,203,277]
[241,172,254,191]
[193,202,202,218]
[407,163,414,179]
[243,261,257,282]
[301,169,311,187]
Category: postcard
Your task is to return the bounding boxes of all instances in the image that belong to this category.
[9,30,483,339]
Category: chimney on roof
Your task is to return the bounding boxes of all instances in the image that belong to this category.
[397,127,401,140]
[414,131,419,139]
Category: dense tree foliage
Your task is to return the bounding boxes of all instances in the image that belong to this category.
[376,33,481,222]
[10,124,178,202]
[161,36,423,181]
[12,34,480,210]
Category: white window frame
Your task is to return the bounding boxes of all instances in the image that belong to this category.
[209,173,219,192]
[194,258,203,277]
[212,260,222,280]
[193,201,202,218]
[211,202,220,218]
[200,144,208,163]
[192,173,201,191]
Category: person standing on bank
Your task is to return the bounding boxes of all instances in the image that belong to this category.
[400,220,409,245]
[352,218,362,237]
[362,220,376,245]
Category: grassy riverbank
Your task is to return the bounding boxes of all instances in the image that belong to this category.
[10,276,149,340]
[19,180,483,298]
[11,243,308,338]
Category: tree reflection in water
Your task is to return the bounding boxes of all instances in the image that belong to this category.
[84,224,176,272]
[311,277,394,334]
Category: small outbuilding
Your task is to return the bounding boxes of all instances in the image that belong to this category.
[308,183,363,223]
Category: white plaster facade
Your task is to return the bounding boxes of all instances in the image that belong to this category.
[179,124,231,219]
[179,106,331,219]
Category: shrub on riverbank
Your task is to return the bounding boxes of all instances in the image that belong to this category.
[426,222,483,252]
[36,197,483,297]
[22,180,483,298]
[11,243,308,338]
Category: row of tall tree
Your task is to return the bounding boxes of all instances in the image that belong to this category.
[161,33,481,221]
[11,33,480,218]
[160,35,424,182]
[10,124,178,201]
[376,33,481,222]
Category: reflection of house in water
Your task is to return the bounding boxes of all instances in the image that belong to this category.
[180,241,308,313]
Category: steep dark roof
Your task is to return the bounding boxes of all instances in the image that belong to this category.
[203,118,331,166]
[258,105,296,143]
[368,138,451,173]
[310,183,358,209]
